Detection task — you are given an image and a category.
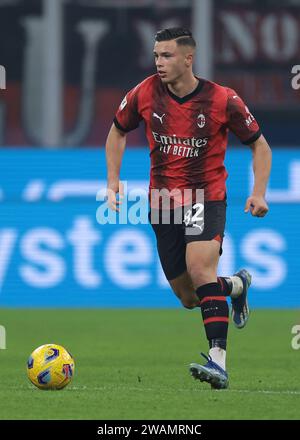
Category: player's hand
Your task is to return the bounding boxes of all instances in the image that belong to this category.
[244,195,269,217]
[106,181,124,212]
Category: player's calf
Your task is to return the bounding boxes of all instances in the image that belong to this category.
[178,293,200,309]
[169,271,200,309]
[187,281,229,389]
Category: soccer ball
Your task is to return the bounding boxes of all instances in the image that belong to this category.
[27,343,75,390]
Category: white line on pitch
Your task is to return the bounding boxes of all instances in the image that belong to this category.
[67,385,300,396]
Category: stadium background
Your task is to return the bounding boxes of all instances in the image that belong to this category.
[0,0,299,309]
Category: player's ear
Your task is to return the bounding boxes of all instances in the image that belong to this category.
[185,52,193,67]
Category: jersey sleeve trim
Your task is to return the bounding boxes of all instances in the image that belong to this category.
[113,116,132,133]
[242,129,262,145]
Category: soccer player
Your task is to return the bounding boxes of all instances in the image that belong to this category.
[105,28,271,389]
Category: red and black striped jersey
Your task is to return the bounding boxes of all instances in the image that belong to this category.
[114,74,261,204]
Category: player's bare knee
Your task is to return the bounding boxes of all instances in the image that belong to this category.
[187,263,210,284]
[188,270,218,288]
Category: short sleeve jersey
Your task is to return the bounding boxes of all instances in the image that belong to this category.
[114,74,261,204]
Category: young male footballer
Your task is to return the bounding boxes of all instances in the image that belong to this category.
[105,28,272,389]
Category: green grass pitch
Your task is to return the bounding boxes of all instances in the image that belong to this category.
[0,308,299,420]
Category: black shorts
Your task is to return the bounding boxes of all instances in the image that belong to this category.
[149,200,227,281]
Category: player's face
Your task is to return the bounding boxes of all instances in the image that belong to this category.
[153,40,192,84]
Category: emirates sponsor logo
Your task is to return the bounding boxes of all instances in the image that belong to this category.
[152,131,208,148]
[152,131,208,158]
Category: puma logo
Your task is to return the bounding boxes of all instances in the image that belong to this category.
[193,223,204,231]
[153,112,166,124]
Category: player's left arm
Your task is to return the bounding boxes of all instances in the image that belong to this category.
[244,134,272,217]
[226,88,272,217]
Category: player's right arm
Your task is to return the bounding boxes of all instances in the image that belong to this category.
[105,123,127,212]
[105,85,142,212]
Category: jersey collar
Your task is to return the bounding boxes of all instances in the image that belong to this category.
[166,77,205,104]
